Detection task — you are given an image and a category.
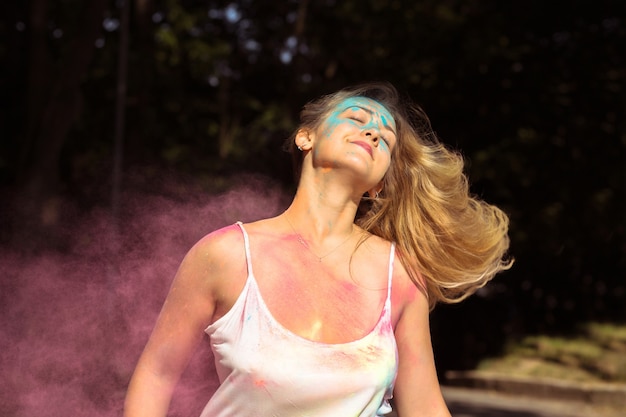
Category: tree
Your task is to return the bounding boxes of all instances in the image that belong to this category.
[6,0,108,248]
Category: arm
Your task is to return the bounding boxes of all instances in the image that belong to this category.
[393,279,451,417]
[124,228,240,417]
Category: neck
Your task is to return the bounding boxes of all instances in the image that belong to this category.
[284,173,361,243]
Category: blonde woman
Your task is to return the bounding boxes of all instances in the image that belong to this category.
[124,82,512,417]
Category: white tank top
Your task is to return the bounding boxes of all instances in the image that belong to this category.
[200,222,398,417]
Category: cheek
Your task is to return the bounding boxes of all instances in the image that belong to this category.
[375,158,392,181]
[379,144,392,164]
[320,114,344,139]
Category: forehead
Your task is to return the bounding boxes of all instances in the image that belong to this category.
[333,97,396,129]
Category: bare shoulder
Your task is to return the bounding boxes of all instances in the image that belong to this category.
[388,248,430,326]
[190,223,245,261]
[178,223,247,296]
[358,231,394,260]
[196,217,284,262]
[237,216,285,235]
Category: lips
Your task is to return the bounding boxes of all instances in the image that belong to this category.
[351,141,373,157]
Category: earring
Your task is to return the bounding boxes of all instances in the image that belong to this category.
[297,145,303,151]
[375,191,380,198]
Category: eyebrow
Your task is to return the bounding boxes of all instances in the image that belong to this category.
[348,106,397,136]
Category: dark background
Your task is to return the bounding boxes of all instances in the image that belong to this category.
[0,1,624,415]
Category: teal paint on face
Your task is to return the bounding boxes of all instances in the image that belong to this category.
[319,97,397,154]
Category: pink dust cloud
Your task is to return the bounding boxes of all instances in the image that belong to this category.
[0,175,290,417]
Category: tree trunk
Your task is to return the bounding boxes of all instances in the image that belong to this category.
[13,0,108,249]
[20,0,51,174]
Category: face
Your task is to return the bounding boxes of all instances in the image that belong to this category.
[306,97,397,192]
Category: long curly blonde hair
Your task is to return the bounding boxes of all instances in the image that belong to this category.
[286,82,513,309]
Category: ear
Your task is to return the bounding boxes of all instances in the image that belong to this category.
[368,182,384,198]
[295,128,314,151]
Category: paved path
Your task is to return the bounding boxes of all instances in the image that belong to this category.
[442,387,623,417]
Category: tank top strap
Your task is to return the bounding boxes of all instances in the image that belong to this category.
[386,242,396,306]
[235,221,253,275]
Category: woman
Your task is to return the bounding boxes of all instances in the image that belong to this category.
[124,82,512,417]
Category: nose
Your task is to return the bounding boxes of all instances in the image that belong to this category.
[364,130,380,146]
